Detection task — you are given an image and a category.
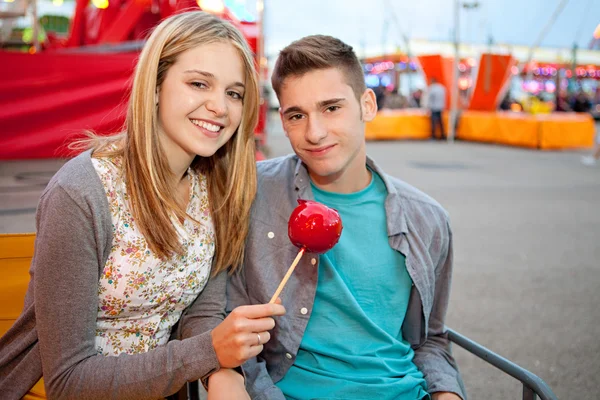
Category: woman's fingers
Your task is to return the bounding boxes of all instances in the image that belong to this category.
[212,304,285,368]
[255,331,270,345]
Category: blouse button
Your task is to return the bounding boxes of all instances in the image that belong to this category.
[300,307,308,315]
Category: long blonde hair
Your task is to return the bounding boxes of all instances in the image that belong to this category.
[88,11,259,274]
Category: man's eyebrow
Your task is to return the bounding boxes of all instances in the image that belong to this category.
[282,106,305,115]
[183,69,245,90]
[317,98,346,108]
[282,98,346,115]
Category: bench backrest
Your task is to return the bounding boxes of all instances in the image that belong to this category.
[0,233,35,337]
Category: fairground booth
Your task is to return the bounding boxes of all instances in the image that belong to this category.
[363,39,599,150]
[0,0,268,160]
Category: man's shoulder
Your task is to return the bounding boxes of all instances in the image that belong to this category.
[385,173,449,220]
[256,154,297,184]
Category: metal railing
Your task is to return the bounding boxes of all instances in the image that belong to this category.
[175,328,560,400]
[446,327,558,400]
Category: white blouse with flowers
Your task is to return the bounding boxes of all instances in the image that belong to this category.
[91,157,215,356]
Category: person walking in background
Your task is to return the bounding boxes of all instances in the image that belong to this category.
[426,77,446,140]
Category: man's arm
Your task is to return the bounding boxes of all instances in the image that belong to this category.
[412,221,466,400]
[226,267,286,400]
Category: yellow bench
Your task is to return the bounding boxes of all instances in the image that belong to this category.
[0,233,45,399]
[0,233,36,338]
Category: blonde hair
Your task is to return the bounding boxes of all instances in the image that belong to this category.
[87,11,259,274]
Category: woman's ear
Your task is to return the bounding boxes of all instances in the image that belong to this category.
[360,88,377,122]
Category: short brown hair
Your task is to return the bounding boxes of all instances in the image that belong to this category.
[271,35,366,101]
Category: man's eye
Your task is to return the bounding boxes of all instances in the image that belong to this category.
[326,105,340,112]
[289,114,303,121]
[227,90,243,100]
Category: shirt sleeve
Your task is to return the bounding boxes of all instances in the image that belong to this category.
[33,182,220,400]
[411,221,467,400]
[226,268,286,400]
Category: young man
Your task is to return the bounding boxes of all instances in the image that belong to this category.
[226,35,465,400]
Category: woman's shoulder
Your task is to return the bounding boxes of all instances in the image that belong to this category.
[42,150,108,210]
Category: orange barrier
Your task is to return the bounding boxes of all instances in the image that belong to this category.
[455,111,498,143]
[366,110,595,150]
[365,109,432,140]
[489,112,539,149]
[537,113,596,150]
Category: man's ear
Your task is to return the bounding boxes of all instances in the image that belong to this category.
[278,107,289,137]
[361,88,377,122]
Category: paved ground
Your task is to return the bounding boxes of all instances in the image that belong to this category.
[1,116,599,399]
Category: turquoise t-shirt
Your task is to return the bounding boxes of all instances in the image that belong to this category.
[276,171,429,400]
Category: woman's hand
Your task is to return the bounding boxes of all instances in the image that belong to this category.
[211,303,285,368]
[207,369,249,400]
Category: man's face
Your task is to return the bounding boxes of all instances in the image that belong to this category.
[278,68,377,191]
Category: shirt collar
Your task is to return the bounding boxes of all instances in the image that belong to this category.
[292,155,408,236]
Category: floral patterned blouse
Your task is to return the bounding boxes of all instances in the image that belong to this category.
[91,157,215,356]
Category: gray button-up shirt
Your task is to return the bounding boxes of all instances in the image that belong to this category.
[227,155,465,400]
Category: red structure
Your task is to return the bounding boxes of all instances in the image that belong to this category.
[0,0,267,159]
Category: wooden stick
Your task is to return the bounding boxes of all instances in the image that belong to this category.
[269,247,306,304]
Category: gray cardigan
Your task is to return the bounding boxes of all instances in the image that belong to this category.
[0,151,225,400]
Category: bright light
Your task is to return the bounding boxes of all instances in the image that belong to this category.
[458,77,470,90]
[198,0,225,13]
[52,0,63,5]
[466,57,476,67]
[511,66,519,75]
[3,0,16,3]
[92,0,109,9]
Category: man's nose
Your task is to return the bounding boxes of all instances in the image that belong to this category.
[305,116,327,144]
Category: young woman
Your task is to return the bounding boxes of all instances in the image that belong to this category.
[0,11,284,400]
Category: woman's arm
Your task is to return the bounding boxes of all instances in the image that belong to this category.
[34,183,221,400]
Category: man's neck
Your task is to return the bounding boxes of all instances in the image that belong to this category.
[309,165,372,194]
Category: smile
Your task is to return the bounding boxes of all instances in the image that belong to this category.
[190,119,223,132]
[306,145,335,156]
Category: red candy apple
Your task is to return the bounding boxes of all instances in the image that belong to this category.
[288,199,343,254]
